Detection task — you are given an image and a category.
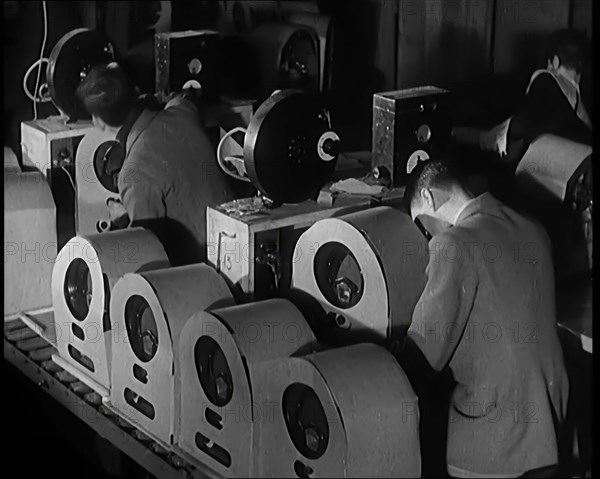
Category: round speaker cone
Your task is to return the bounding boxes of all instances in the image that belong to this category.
[195,336,234,407]
[125,295,159,362]
[282,383,329,460]
[313,242,364,309]
[64,258,92,321]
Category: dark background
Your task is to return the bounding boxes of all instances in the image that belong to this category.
[4,0,593,155]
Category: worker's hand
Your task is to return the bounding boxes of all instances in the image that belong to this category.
[106,198,129,227]
[479,119,511,157]
[479,130,505,156]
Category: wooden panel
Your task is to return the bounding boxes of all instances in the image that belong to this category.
[493,0,570,76]
[571,0,593,118]
[104,1,131,57]
[433,0,494,87]
[374,0,400,91]
[397,0,494,89]
[397,0,428,88]
[77,1,97,29]
[570,0,593,36]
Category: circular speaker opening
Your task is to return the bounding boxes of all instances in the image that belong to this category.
[280,30,318,92]
[314,242,364,309]
[125,295,159,363]
[64,258,92,321]
[195,336,234,408]
[282,383,329,460]
[93,140,122,193]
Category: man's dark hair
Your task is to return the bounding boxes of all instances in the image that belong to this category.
[546,29,589,72]
[76,62,137,127]
[404,159,471,213]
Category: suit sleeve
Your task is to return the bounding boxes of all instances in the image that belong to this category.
[165,94,200,116]
[119,159,166,222]
[407,233,479,371]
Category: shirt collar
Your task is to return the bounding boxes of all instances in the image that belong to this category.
[453,197,477,225]
[453,193,501,225]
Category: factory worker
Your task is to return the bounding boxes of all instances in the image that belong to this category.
[77,62,237,264]
[395,159,568,478]
[455,28,592,167]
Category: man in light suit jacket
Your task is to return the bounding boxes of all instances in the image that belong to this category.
[395,159,569,478]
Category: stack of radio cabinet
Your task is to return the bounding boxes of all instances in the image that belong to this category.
[10,24,433,478]
[46,88,428,477]
[10,18,594,477]
[49,211,425,478]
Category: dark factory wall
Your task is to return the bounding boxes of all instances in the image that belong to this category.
[319,0,592,148]
[3,0,593,154]
[340,0,591,90]
[330,0,592,148]
[3,1,91,154]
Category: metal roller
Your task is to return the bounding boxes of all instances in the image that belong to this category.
[51,228,170,396]
[108,264,235,449]
[244,89,340,204]
[291,206,428,344]
[4,170,56,316]
[75,128,121,235]
[46,28,115,121]
[177,298,318,477]
[251,343,422,477]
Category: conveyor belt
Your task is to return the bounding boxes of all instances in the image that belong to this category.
[3,318,220,479]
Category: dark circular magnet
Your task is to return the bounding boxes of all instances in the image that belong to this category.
[313,241,364,310]
[244,89,339,203]
[93,140,123,193]
[64,258,92,321]
[282,382,329,460]
[47,28,115,121]
[194,336,234,408]
[124,295,159,363]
